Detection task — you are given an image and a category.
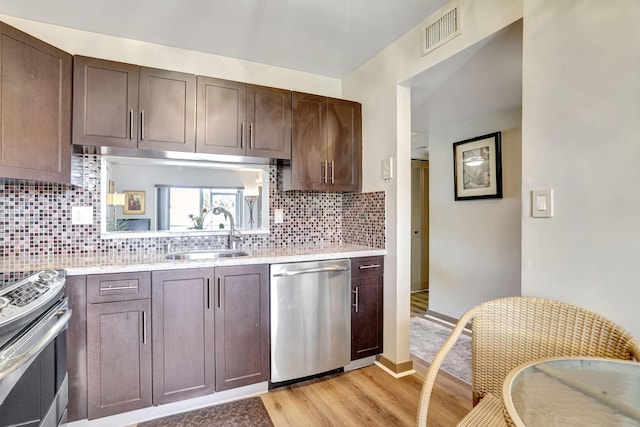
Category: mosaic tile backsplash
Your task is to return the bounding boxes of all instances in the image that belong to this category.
[0,154,384,265]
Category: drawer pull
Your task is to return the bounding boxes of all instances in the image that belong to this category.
[359,264,381,270]
[99,285,139,292]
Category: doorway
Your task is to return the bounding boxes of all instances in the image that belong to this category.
[411,160,429,315]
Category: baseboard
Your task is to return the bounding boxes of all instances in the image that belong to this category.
[375,355,415,377]
[425,309,472,336]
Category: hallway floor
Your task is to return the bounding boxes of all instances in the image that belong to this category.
[411,290,429,317]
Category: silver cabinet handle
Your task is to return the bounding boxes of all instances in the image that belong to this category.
[140,110,145,140]
[207,278,211,310]
[353,287,359,313]
[99,285,138,292]
[129,109,134,140]
[359,264,381,270]
[240,122,245,149]
[249,122,254,149]
[324,160,328,184]
[331,160,335,184]
[142,311,147,344]
[217,277,221,308]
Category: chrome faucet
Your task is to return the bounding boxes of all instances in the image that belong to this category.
[212,207,244,250]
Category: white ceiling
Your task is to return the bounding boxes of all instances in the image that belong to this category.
[0,0,448,79]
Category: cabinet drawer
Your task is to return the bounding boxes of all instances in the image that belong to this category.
[87,272,151,303]
[351,256,384,277]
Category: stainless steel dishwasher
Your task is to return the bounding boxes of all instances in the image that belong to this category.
[270,259,351,384]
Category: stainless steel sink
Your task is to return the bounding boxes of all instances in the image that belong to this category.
[165,250,249,260]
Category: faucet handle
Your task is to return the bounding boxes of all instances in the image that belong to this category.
[231,231,245,242]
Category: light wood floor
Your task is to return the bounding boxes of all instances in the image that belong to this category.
[261,291,471,426]
[261,364,471,427]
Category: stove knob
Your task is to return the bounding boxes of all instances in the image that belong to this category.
[38,270,58,282]
[34,280,50,290]
[0,297,9,311]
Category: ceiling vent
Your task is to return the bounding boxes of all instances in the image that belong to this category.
[420,0,460,56]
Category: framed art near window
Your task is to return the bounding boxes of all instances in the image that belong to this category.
[124,190,145,214]
[453,132,502,201]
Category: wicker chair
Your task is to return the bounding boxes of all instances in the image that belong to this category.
[416,296,640,426]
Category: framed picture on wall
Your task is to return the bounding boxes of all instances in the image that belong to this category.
[123,190,145,214]
[453,132,502,201]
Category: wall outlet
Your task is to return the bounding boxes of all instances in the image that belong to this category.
[72,206,93,225]
[274,209,284,224]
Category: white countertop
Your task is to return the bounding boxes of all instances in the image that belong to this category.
[1,244,386,276]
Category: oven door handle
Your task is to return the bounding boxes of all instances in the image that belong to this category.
[0,301,71,382]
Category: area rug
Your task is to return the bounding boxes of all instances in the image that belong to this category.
[134,397,274,427]
[410,316,472,384]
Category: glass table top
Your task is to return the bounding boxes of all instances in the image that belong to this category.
[503,357,640,427]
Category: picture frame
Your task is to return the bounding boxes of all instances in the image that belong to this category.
[123,190,145,214]
[453,132,502,201]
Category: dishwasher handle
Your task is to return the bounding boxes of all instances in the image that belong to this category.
[272,266,350,277]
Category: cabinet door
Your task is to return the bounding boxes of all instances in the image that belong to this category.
[73,56,138,149]
[351,256,384,360]
[152,268,214,404]
[138,67,196,152]
[87,299,152,419]
[289,92,326,190]
[327,97,362,192]
[196,76,246,156]
[247,85,291,159]
[214,264,269,391]
[0,22,71,183]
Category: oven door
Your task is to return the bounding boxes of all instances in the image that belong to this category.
[0,298,71,427]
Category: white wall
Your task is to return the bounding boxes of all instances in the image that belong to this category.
[0,14,341,97]
[343,0,522,366]
[522,0,640,338]
[429,109,522,318]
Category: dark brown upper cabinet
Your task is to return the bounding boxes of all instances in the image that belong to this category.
[283,92,361,192]
[196,76,291,159]
[73,56,196,152]
[0,22,72,184]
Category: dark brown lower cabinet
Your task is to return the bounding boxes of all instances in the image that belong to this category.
[214,264,270,391]
[70,264,271,420]
[152,268,215,404]
[87,298,152,419]
[351,256,384,360]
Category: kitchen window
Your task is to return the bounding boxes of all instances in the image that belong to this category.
[157,186,243,231]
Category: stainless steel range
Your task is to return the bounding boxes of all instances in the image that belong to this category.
[0,270,70,427]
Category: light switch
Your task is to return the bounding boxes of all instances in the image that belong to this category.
[382,157,393,181]
[531,189,553,218]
